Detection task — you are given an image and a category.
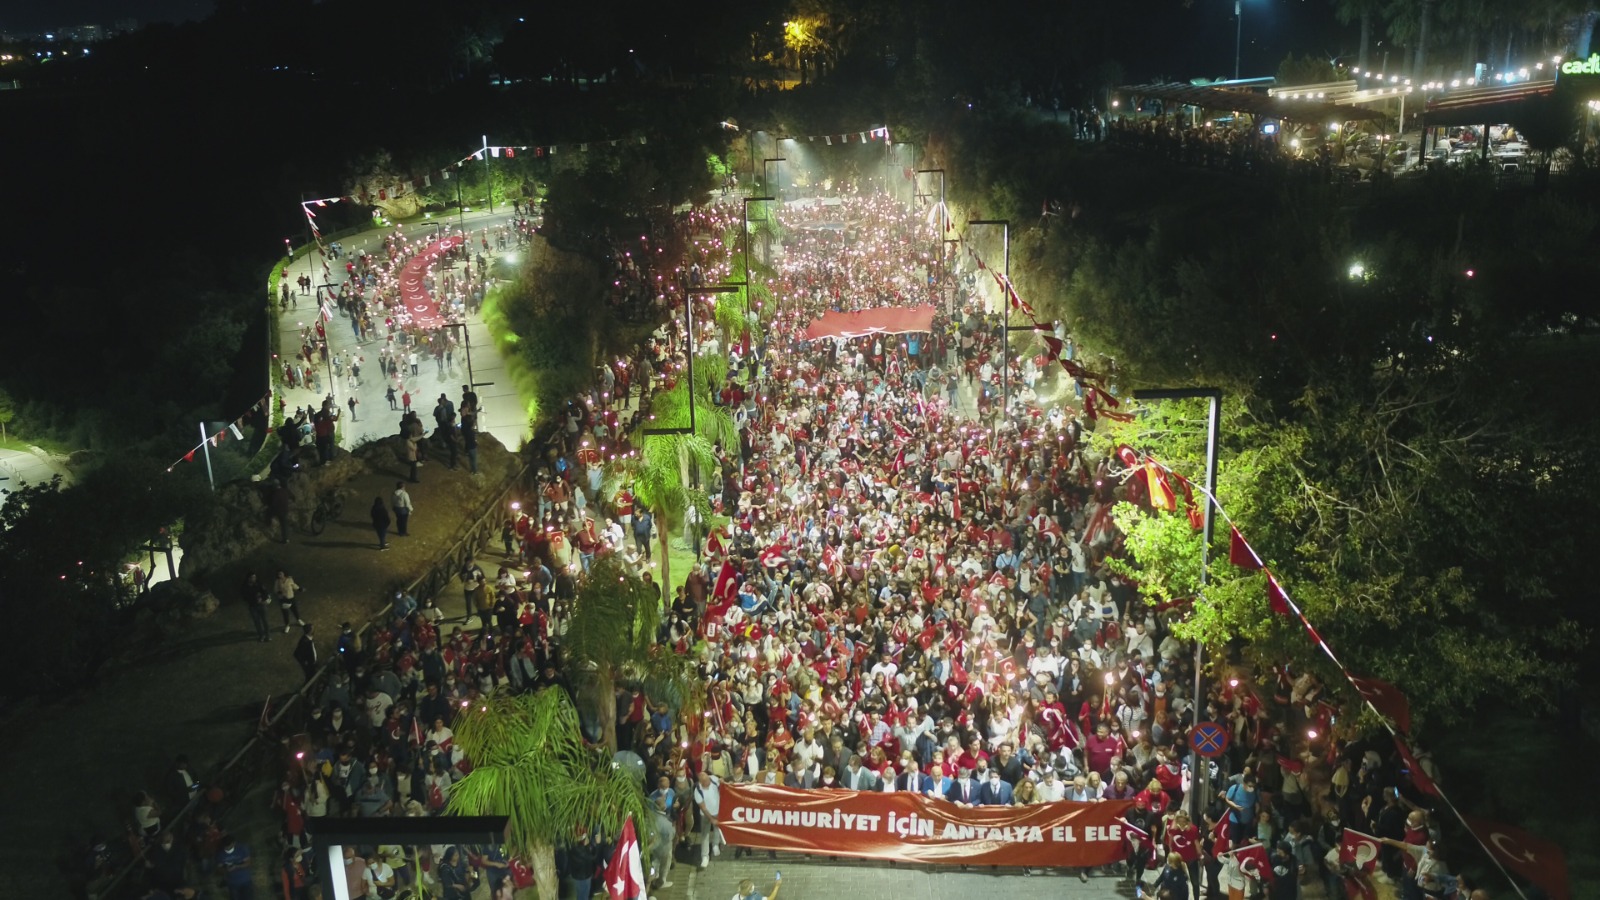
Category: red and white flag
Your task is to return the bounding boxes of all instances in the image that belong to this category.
[1349,676,1412,734]
[1463,815,1570,900]
[1230,842,1273,882]
[603,816,646,900]
[1338,828,1381,872]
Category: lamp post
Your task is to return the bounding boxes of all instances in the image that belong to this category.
[1234,0,1243,80]
[968,219,1021,444]
[762,157,786,201]
[742,196,775,292]
[1130,386,1222,822]
[481,135,495,214]
[444,321,492,406]
[915,168,946,307]
[642,285,740,439]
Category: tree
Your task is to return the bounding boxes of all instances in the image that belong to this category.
[1334,0,1382,70]
[624,347,737,599]
[448,688,650,900]
[563,554,698,752]
[0,385,13,443]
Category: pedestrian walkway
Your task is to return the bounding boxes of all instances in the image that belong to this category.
[275,210,531,453]
[0,445,72,514]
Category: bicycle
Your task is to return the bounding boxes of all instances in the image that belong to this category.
[307,490,345,535]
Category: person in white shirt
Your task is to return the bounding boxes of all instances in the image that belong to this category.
[1036,768,1067,802]
[694,771,723,868]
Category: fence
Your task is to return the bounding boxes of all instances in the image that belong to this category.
[91,445,540,900]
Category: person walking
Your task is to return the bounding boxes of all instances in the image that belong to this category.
[347,395,359,422]
[392,482,414,537]
[293,623,319,681]
[633,509,654,562]
[386,385,398,411]
[370,497,391,550]
[243,572,271,643]
[274,569,305,632]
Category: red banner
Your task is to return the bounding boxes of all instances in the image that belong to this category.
[713,784,1135,867]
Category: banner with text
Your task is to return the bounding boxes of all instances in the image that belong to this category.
[714,784,1135,868]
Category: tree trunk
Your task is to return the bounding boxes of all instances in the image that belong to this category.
[1359,12,1372,72]
[1578,11,1600,59]
[596,665,618,753]
[1413,0,1434,79]
[530,842,559,900]
[658,521,672,607]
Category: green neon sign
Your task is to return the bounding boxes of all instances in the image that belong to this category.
[1562,54,1600,75]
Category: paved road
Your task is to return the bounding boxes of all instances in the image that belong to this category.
[276,209,532,453]
[0,445,72,514]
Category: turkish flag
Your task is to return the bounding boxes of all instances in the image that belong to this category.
[505,147,516,158]
[603,816,646,900]
[1463,815,1570,900]
[712,560,739,602]
[1342,874,1378,900]
[1276,754,1305,775]
[1266,576,1291,616]
[1231,842,1273,882]
[1229,525,1262,569]
[1338,829,1382,872]
[1210,816,1232,859]
[1349,676,1413,734]
[1392,738,1440,797]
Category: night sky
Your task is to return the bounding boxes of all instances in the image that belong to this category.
[0,0,1355,82]
[0,0,212,32]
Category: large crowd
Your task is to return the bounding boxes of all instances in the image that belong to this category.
[121,183,1477,900]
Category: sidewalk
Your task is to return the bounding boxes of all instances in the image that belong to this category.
[276,209,532,453]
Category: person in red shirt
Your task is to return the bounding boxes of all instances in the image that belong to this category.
[1083,722,1123,776]
[1164,807,1202,888]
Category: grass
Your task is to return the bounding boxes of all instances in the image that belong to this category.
[0,433,74,456]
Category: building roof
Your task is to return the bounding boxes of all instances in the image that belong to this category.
[1118,82,1386,122]
[1421,80,1558,126]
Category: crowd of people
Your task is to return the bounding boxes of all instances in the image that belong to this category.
[116,181,1476,900]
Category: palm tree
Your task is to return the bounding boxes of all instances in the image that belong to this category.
[1335,0,1383,70]
[627,356,738,597]
[564,555,699,751]
[448,688,650,900]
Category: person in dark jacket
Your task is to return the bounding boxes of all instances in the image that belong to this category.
[371,497,391,550]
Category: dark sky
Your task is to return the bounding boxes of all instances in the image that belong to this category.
[0,0,211,32]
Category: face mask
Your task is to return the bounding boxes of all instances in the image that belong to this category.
[369,767,379,775]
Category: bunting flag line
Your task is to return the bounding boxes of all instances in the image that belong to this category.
[1133,445,1548,900]
[166,392,271,473]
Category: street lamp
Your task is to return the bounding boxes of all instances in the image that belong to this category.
[969,220,1028,444]
[1130,386,1222,822]
[1234,0,1243,80]
[742,196,774,289]
[642,286,740,438]
[915,168,947,308]
[762,157,787,201]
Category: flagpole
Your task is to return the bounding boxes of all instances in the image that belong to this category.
[198,422,215,491]
[483,135,494,214]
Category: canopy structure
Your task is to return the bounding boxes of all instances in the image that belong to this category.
[1421,80,1558,127]
[1118,82,1386,123]
[801,305,936,341]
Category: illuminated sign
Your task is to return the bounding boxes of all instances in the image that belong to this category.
[1561,54,1600,75]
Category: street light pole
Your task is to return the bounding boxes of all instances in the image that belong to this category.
[1234,0,1243,80]
[742,196,774,301]
[915,168,946,305]
[482,135,495,214]
[969,220,1011,444]
[643,285,740,440]
[762,157,786,201]
[1131,386,1223,822]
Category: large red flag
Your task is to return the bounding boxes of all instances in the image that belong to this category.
[712,560,739,602]
[1349,676,1413,734]
[1463,815,1570,900]
[1338,829,1382,872]
[1230,842,1273,882]
[1229,525,1262,569]
[1392,738,1440,797]
[603,816,646,900]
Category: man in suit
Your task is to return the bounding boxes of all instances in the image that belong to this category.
[978,769,1015,806]
[945,768,979,807]
[844,756,879,791]
[293,623,319,681]
[895,760,935,796]
[785,757,822,789]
